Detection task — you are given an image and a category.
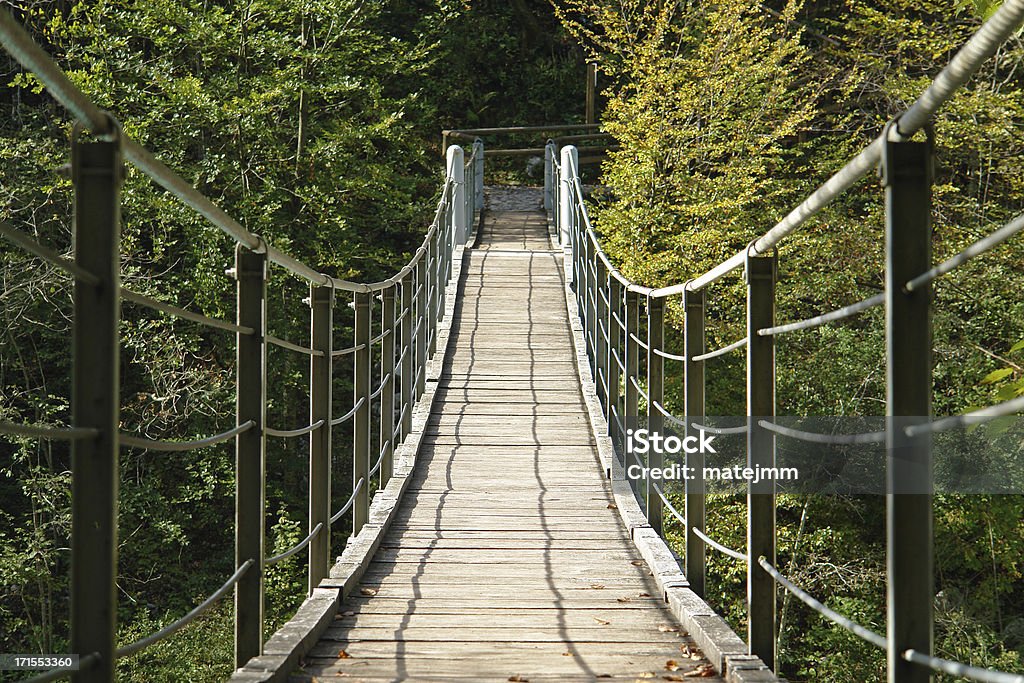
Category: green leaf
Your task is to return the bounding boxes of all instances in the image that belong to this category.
[1008,339,1024,353]
[980,368,1014,384]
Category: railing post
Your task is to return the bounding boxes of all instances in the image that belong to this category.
[473,138,484,214]
[746,250,777,671]
[595,259,609,408]
[380,285,396,487]
[544,139,555,217]
[415,258,427,398]
[401,272,414,439]
[448,145,467,246]
[607,278,623,442]
[308,285,333,593]
[559,145,578,247]
[70,134,122,683]
[683,287,706,598]
[586,62,597,125]
[624,289,640,482]
[234,244,266,668]
[647,296,664,534]
[428,235,438,357]
[883,129,933,683]
[353,291,371,534]
[587,244,599,380]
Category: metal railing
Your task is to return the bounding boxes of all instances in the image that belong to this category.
[0,9,482,682]
[550,2,1024,682]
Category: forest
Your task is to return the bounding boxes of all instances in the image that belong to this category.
[2,0,1023,681]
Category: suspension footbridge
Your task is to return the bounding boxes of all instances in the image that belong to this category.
[3,3,1024,682]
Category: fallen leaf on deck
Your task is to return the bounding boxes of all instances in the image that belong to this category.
[593,617,611,625]
[659,625,679,632]
[607,503,618,509]
[665,659,679,671]
[683,664,716,677]
[562,651,574,657]
[636,672,657,679]
[663,676,685,682]
[617,597,631,603]
[359,587,378,596]
[508,676,529,682]
[337,649,351,659]
[638,592,651,597]
[590,583,605,589]
[631,560,645,566]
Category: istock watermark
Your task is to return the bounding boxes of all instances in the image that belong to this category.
[614,416,1024,494]
[624,427,799,485]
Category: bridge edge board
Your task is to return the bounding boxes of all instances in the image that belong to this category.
[226,244,468,683]
[552,220,782,683]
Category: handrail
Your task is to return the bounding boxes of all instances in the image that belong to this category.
[1,8,476,674]
[122,288,254,336]
[664,0,1024,295]
[0,422,99,440]
[266,524,323,566]
[119,421,255,452]
[0,220,100,285]
[116,560,254,659]
[552,7,1024,679]
[266,334,324,356]
[265,419,325,439]
[0,9,448,294]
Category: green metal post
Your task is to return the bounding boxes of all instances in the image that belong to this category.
[746,252,777,671]
[70,137,122,683]
[416,258,427,399]
[683,288,706,598]
[647,296,664,535]
[401,272,414,440]
[624,289,640,486]
[586,245,599,379]
[883,132,934,683]
[428,236,438,357]
[595,259,608,407]
[607,278,623,444]
[380,286,396,487]
[353,291,371,534]
[234,244,266,667]
[308,284,332,593]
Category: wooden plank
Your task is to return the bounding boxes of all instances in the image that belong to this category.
[293,209,722,683]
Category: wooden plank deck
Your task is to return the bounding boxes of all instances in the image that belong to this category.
[291,210,722,681]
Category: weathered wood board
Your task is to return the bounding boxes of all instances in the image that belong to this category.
[291,209,723,681]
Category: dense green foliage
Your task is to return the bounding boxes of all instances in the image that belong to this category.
[3,0,1024,681]
[0,1,583,680]
[556,0,1024,680]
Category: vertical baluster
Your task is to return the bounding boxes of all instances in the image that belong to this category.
[353,291,371,534]
[428,232,438,357]
[559,145,577,247]
[401,272,414,439]
[416,256,427,398]
[234,243,266,667]
[683,287,706,598]
[308,285,333,592]
[544,140,555,219]
[647,296,664,534]
[607,278,623,446]
[71,133,122,683]
[595,259,608,408]
[883,128,933,683]
[380,285,396,488]
[473,138,484,229]
[624,289,640,489]
[746,251,777,670]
